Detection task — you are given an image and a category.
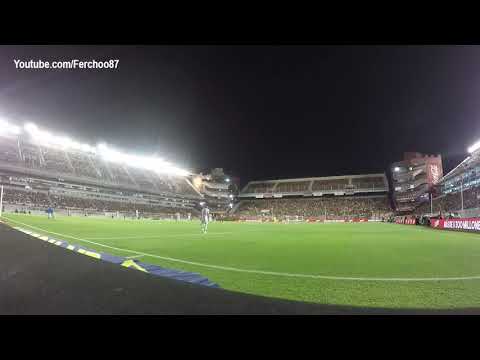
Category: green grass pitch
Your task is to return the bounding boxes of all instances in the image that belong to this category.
[4,213,480,309]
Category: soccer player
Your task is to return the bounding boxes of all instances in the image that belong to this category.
[201,205,210,234]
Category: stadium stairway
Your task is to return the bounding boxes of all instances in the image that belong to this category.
[1,222,480,315]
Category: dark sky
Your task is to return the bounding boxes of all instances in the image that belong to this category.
[1,45,480,185]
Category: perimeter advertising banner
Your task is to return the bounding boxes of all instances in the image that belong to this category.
[430,218,480,231]
[395,217,416,225]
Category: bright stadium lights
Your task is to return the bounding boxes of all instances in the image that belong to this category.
[394,167,400,172]
[24,122,39,134]
[0,118,21,136]
[225,178,230,182]
[96,143,190,176]
[21,122,189,176]
[24,123,96,154]
[468,139,480,153]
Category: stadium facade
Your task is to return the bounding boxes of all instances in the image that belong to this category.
[391,152,443,213]
[191,168,237,214]
[414,146,480,217]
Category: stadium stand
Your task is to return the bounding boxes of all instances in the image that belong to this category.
[275,181,310,193]
[391,152,443,212]
[312,178,349,191]
[0,126,202,217]
[235,196,391,219]
[236,173,391,220]
[241,174,388,197]
[0,131,199,198]
[411,148,480,216]
[189,168,236,214]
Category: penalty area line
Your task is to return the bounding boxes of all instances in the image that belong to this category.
[5,216,480,282]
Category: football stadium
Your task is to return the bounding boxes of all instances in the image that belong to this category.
[2,45,480,315]
[2,119,480,314]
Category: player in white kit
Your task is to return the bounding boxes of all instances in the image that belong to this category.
[201,206,210,234]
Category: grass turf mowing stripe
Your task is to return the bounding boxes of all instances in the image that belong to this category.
[6,216,480,282]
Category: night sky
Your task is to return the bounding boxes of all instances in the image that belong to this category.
[1,45,480,185]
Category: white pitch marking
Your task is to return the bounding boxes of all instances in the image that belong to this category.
[7,216,480,282]
[125,254,144,259]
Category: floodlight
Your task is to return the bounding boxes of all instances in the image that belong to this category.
[0,118,21,136]
[24,123,39,134]
[226,178,230,182]
[468,140,480,153]
[394,167,400,172]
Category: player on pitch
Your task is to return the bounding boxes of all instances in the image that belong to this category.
[201,205,210,234]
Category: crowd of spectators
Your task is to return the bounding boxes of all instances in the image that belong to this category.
[1,188,50,207]
[414,185,480,215]
[1,186,196,216]
[236,196,392,219]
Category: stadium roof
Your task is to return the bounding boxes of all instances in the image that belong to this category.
[246,173,387,184]
[0,117,191,177]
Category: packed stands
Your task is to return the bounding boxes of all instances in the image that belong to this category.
[414,185,480,216]
[1,185,196,217]
[1,187,50,207]
[235,196,391,219]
